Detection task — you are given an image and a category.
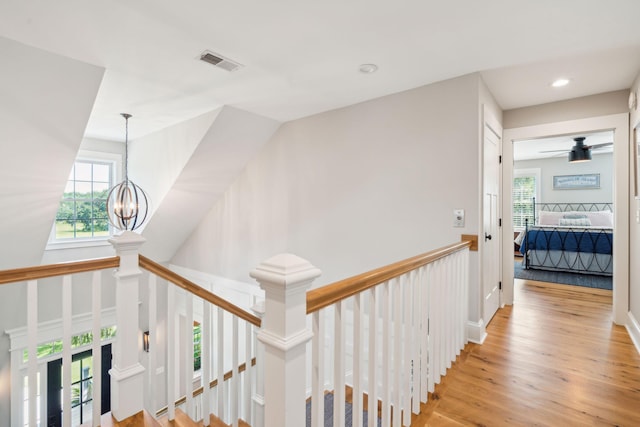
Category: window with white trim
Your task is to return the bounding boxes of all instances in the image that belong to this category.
[50,152,120,243]
[513,168,541,230]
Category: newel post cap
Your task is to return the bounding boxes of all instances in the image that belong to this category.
[108,230,146,252]
[250,253,321,288]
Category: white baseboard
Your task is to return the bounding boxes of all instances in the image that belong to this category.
[626,311,640,355]
[467,319,487,344]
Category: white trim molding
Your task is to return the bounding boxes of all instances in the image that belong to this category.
[627,311,640,355]
[467,319,487,344]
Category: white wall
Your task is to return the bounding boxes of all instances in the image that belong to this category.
[628,76,640,348]
[138,106,280,262]
[514,152,614,204]
[172,74,489,326]
[0,37,104,426]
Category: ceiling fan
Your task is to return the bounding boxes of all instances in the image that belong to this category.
[539,137,613,163]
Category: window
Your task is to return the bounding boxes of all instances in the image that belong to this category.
[513,168,541,229]
[22,326,117,363]
[193,323,202,371]
[54,157,115,241]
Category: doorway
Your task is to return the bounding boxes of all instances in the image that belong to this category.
[512,131,614,289]
[502,114,629,324]
[46,344,111,427]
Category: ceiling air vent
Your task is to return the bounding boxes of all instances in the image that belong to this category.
[199,50,243,72]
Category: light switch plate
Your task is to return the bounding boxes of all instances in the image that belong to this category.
[453,209,465,227]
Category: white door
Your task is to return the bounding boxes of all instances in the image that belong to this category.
[483,114,501,324]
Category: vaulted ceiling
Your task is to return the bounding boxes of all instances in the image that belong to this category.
[2,2,640,268]
[1,1,640,141]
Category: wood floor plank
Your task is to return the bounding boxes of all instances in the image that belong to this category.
[411,279,640,427]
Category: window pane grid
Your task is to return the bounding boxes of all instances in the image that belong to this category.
[55,160,113,240]
[513,175,536,228]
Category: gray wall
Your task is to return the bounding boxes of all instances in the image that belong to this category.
[172,73,501,329]
[514,152,614,205]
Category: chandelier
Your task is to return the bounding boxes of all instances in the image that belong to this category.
[106,113,149,231]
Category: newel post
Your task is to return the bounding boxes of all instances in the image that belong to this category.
[250,254,321,427]
[109,230,146,421]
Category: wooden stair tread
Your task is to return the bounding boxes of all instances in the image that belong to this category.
[157,409,250,427]
[85,410,162,427]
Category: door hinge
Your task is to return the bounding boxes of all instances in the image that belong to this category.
[499,155,502,164]
[499,281,502,290]
[499,218,502,227]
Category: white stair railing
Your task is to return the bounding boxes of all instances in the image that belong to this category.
[308,243,469,427]
[140,255,261,427]
[1,255,121,427]
[253,240,471,427]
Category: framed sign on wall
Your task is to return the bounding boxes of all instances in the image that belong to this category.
[552,173,600,190]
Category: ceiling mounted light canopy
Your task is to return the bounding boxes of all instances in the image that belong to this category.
[359,63,378,74]
[106,113,149,231]
[551,78,570,88]
[568,137,592,163]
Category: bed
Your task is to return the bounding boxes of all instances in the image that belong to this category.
[517,200,613,276]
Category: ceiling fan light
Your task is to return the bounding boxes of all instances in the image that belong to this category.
[569,146,592,163]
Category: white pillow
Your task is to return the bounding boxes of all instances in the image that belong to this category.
[538,211,564,225]
[585,211,614,227]
[558,217,592,227]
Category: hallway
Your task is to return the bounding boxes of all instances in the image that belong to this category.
[412,279,640,426]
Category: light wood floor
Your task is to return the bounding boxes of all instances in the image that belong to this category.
[411,279,640,426]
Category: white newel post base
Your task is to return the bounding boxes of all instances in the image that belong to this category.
[109,231,146,421]
[250,254,321,427]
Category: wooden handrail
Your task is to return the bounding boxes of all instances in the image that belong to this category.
[0,256,121,285]
[139,255,262,327]
[306,240,471,314]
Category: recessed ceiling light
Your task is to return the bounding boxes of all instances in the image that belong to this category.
[359,64,378,74]
[551,78,570,88]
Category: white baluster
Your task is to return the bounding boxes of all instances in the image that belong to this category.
[437,260,446,378]
[402,274,412,427]
[231,316,239,427]
[334,299,345,427]
[216,306,225,421]
[444,258,452,368]
[311,310,324,427]
[185,293,194,418]
[27,280,37,427]
[243,319,252,425]
[92,271,102,426]
[352,293,362,427]
[202,303,212,427]
[427,263,436,392]
[167,284,176,420]
[251,301,265,427]
[368,287,378,427]
[62,275,72,427]
[411,269,421,415]
[463,249,470,344]
[420,265,430,402]
[381,281,391,427]
[392,277,402,427]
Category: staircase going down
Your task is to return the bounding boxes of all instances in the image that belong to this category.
[157,409,250,427]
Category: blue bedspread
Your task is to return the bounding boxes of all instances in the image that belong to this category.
[520,227,613,255]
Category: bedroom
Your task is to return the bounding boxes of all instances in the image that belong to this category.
[512,130,614,289]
